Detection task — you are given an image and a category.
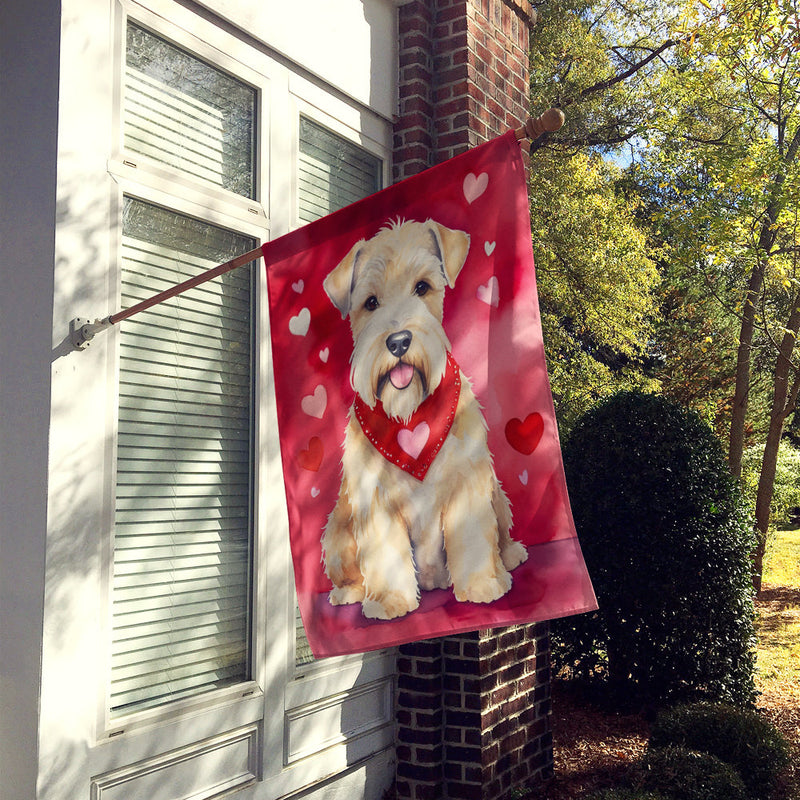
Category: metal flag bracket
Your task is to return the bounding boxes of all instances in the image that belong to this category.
[67,108,563,351]
[70,316,113,350]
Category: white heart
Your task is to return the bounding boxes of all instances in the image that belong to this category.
[519,469,529,486]
[484,241,496,256]
[292,279,304,294]
[289,307,310,337]
[397,422,430,460]
[311,486,320,498]
[477,276,499,307]
[319,347,330,363]
[463,172,489,204]
[301,384,327,419]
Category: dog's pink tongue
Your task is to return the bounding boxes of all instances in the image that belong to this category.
[389,363,414,389]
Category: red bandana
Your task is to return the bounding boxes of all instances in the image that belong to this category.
[354,352,461,480]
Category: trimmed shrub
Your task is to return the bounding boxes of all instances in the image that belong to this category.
[633,746,748,800]
[649,701,790,798]
[553,391,757,707]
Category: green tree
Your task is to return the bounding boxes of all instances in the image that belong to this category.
[529,151,660,429]
[633,0,800,589]
[529,0,799,591]
[528,0,671,429]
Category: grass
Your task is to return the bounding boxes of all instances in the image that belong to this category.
[763,528,800,587]
[754,528,800,800]
[756,528,800,696]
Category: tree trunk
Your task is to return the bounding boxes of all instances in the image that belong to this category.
[753,300,800,593]
[728,127,800,479]
[729,265,765,478]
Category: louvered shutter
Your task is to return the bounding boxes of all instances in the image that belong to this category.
[294,117,382,665]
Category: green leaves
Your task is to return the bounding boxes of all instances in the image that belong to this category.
[530,148,660,428]
[554,392,757,707]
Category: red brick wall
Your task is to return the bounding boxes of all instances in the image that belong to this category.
[394,0,533,180]
[392,5,552,798]
[395,627,553,800]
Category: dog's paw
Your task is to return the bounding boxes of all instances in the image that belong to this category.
[361,591,419,620]
[417,562,452,591]
[329,584,365,606]
[454,570,512,604]
[501,540,528,571]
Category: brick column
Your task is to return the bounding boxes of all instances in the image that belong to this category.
[394,0,534,178]
[392,2,552,799]
[396,626,553,800]
[442,627,553,798]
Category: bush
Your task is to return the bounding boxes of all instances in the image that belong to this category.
[649,702,790,798]
[633,746,748,800]
[553,391,757,707]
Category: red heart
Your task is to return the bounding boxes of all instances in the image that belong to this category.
[297,436,324,472]
[505,412,544,455]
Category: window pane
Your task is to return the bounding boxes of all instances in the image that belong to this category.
[111,197,255,715]
[295,120,382,665]
[125,23,256,198]
[298,117,381,223]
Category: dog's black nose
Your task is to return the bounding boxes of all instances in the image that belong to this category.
[386,330,412,358]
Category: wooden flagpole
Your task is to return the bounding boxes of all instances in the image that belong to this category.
[70,108,563,349]
[108,246,263,325]
[514,107,565,142]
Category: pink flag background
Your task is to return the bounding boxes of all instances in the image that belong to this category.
[263,130,596,658]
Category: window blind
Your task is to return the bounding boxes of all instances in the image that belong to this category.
[294,118,382,665]
[111,198,255,715]
[125,23,256,199]
[298,117,381,224]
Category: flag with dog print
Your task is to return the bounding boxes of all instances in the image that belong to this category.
[263,130,596,658]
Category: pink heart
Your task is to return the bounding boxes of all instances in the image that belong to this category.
[463,172,488,204]
[319,347,330,363]
[311,486,320,498]
[397,422,430,460]
[477,276,499,307]
[484,241,496,256]
[301,384,327,419]
[519,469,529,486]
[289,307,310,337]
[292,279,304,293]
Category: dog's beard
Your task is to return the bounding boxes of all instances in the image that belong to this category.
[351,324,450,423]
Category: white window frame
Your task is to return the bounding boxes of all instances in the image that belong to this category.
[42,0,401,794]
[76,1,398,794]
[100,1,273,740]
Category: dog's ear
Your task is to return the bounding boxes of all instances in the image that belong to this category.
[427,221,470,288]
[324,240,364,318]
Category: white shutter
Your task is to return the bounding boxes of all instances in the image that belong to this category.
[294,117,382,665]
[111,198,255,716]
[124,23,256,199]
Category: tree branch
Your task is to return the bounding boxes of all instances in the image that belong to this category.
[557,39,678,108]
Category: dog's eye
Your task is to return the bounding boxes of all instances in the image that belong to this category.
[364,295,379,311]
[414,281,431,297]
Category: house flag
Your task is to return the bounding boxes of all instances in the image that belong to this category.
[263,130,597,658]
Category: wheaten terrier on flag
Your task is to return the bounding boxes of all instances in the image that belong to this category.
[321,219,528,620]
